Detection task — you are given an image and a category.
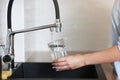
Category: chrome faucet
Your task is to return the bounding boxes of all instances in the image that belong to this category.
[2,0,62,70]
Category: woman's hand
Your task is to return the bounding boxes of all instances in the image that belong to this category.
[52,54,86,71]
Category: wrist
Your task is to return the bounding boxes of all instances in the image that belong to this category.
[83,53,90,66]
[77,54,88,67]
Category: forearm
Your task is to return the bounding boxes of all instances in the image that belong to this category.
[84,45,120,65]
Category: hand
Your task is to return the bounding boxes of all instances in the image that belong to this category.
[52,54,86,71]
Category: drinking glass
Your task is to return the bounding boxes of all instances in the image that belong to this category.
[48,39,67,60]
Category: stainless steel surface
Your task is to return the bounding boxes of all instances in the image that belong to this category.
[10,24,56,35]
[5,29,12,55]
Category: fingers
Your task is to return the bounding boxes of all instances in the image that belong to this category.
[53,60,68,67]
[53,61,71,71]
[54,57,66,62]
[52,54,85,71]
[53,57,67,67]
[53,65,71,71]
[52,57,72,71]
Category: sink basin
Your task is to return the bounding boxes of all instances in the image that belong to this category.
[8,62,106,80]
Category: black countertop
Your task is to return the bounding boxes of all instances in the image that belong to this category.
[8,63,107,80]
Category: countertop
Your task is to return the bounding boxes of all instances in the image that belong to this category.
[8,63,107,80]
[101,63,117,80]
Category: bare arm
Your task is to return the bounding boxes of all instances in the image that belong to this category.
[84,45,120,65]
[53,45,120,71]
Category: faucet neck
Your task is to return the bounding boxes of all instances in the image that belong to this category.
[7,0,14,29]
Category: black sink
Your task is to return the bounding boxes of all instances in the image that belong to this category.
[8,63,106,80]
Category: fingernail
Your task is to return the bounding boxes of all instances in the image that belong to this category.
[56,69,59,71]
[52,67,55,69]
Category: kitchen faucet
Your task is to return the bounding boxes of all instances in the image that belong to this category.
[2,0,62,70]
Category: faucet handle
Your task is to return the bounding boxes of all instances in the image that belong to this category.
[50,19,62,32]
[56,19,62,32]
[3,55,11,63]
[3,55,12,63]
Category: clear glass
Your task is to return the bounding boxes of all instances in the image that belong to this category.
[48,39,67,60]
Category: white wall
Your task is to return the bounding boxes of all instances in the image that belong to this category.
[0,0,114,62]
[0,0,8,42]
[24,0,55,52]
[0,0,25,62]
[12,0,25,62]
[24,0,114,52]
[0,0,8,56]
[24,0,36,60]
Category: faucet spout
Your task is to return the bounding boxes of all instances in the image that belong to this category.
[56,19,62,32]
[52,0,62,32]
